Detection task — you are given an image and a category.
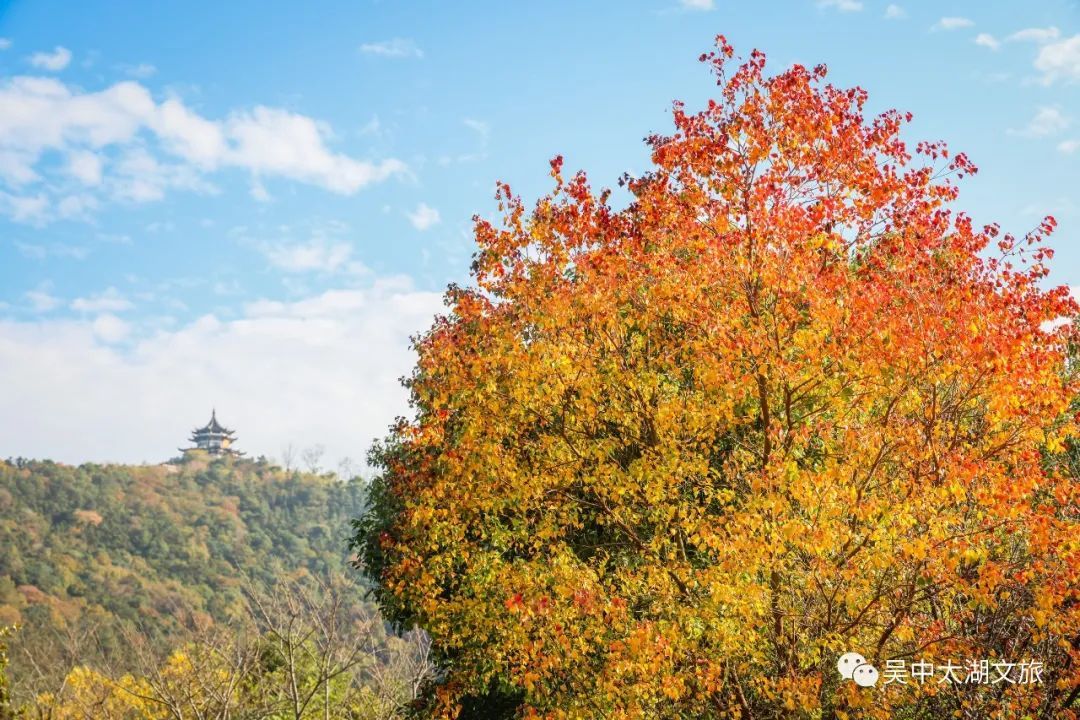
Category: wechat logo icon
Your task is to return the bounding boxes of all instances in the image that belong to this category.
[838,652,879,688]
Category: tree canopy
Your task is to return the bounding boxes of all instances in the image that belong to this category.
[357,39,1080,719]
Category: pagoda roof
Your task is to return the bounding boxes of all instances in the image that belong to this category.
[179,446,245,456]
[193,409,234,435]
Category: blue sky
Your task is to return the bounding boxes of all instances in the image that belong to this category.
[1,0,1078,468]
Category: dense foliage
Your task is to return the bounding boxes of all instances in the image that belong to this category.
[0,453,367,692]
[358,39,1080,719]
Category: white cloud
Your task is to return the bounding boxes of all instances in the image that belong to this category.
[0,77,154,156]
[407,202,441,231]
[1008,27,1060,44]
[436,153,485,166]
[57,193,97,219]
[108,148,214,203]
[1034,34,1080,84]
[226,107,406,194]
[240,221,368,275]
[933,17,974,31]
[881,3,907,19]
[28,46,72,71]
[1043,315,1072,332]
[1,192,48,223]
[91,314,130,343]
[1058,139,1080,154]
[152,97,228,168]
[264,238,355,273]
[818,0,862,11]
[0,277,444,467]
[1011,106,1069,137]
[1042,287,1080,331]
[14,240,87,260]
[883,4,905,19]
[24,289,59,312]
[0,39,11,50]
[66,150,103,185]
[359,38,423,59]
[679,0,714,9]
[0,75,406,220]
[975,33,1001,51]
[0,151,38,185]
[71,287,133,313]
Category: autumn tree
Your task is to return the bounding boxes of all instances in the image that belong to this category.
[356,38,1080,719]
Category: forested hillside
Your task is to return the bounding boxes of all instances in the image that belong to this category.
[0,456,435,718]
[0,454,366,635]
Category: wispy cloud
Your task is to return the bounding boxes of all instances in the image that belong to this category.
[57,193,97,219]
[71,287,133,314]
[25,289,60,312]
[359,115,382,137]
[121,63,157,79]
[239,221,368,275]
[250,179,271,203]
[818,0,862,12]
[679,0,714,10]
[883,4,906,19]
[359,38,424,59]
[932,17,974,31]
[999,26,1076,85]
[1,192,48,224]
[1008,27,1060,44]
[264,238,356,273]
[28,46,71,71]
[463,118,490,139]
[1010,106,1069,137]
[407,202,441,231]
[975,33,1001,51]
[1033,34,1080,84]
[14,240,88,260]
[1058,139,1080,154]
[0,39,12,50]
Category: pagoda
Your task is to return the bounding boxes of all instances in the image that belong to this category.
[181,409,242,456]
